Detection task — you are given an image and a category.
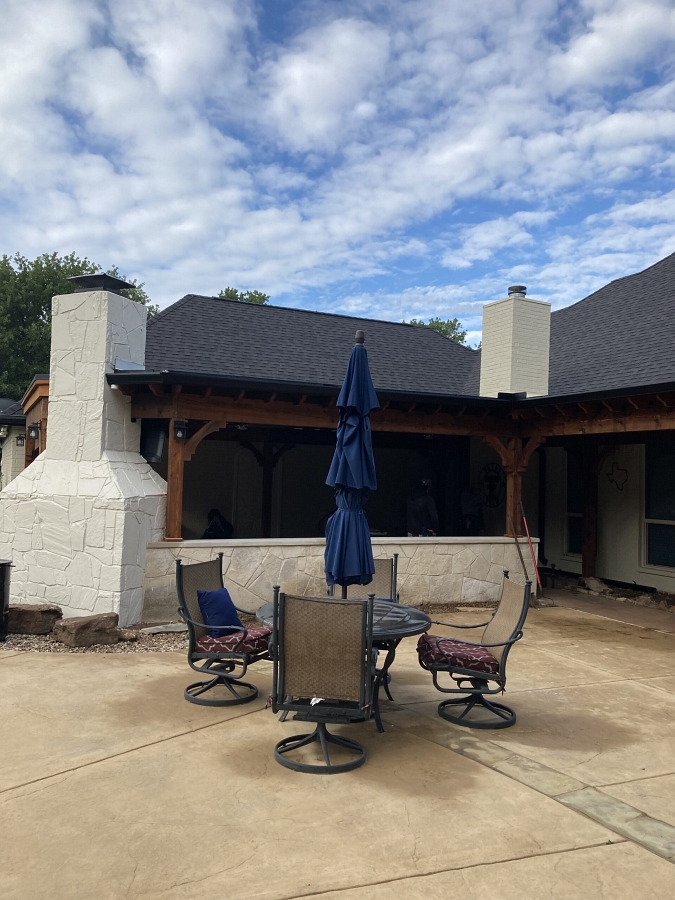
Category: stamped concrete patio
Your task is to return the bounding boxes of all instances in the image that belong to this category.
[1,593,675,899]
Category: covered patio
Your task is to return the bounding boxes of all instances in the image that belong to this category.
[3,592,674,898]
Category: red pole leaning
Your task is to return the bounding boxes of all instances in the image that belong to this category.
[520,501,542,593]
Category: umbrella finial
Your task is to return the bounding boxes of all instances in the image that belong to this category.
[355,330,365,344]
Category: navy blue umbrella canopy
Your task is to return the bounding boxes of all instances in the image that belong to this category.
[324,331,380,595]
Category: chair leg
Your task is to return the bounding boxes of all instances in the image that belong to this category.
[184,672,258,707]
[274,722,366,774]
[438,693,516,729]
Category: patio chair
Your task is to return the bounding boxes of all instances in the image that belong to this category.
[271,590,374,774]
[417,572,531,729]
[176,554,271,707]
[327,554,399,602]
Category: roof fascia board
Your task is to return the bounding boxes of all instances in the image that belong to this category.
[106,370,500,409]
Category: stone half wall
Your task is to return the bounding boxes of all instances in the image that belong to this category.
[142,536,539,623]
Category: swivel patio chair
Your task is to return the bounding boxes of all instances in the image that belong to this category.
[176,554,271,707]
[327,554,399,602]
[417,572,531,729]
[271,590,374,774]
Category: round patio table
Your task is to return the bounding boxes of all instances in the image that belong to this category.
[256,599,431,733]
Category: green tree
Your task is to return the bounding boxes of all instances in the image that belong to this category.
[408,316,468,344]
[0,252,158,400]
[218,287,270,305]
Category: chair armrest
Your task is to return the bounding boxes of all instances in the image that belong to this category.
[429,620,492,629]
[430,632,523,654]
[178,609,249,639]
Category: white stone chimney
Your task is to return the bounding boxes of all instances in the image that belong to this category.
[479,285,551,397]
[0,282,166,625]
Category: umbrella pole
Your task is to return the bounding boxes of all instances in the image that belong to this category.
[341,585,348,599]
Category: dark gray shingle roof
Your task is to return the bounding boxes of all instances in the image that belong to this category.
[146,296,480,397]
[0,400,24,425]
[144,251,675,401]
[548,251,675,395]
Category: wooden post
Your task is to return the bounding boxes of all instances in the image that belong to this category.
[505,464,523,537]
[261,439,274,539]
[482,435,544,537]
[165,419,185,541]
[581,444,598,578]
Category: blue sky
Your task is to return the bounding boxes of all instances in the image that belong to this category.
[2,0,675,345]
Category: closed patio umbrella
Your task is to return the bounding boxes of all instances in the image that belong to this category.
[324,331,379,598]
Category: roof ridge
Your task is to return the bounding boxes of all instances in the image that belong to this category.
[552,248,675,318]
[152,293,476,355]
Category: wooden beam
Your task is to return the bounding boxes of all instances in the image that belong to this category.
[165,420,185,541]
[525,409,675,437]
[130,392,521,437]
[148,383,164,396]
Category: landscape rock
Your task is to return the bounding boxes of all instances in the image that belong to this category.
[580,576,611,594]
[8,604,63,635]
[117,629,139,642]
[52,613,119,648]
[140,623,188,635]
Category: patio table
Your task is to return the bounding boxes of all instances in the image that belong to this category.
[256,599,431,733]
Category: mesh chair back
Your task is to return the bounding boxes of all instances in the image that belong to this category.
[338,557,397,601]
[177,557,223,640]
[277,595,370,704]
[481,577,529,664]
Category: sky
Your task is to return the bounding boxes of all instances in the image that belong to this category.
[2,0,675,344]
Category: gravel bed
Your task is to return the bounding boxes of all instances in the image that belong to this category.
[1,612,263,654]
[2,632,189,653]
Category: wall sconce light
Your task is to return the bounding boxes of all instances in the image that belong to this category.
[173,420,187,441]
[0,425,8,439]
[16,433,25,447]
[27,422,41,441]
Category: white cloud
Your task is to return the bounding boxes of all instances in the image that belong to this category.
[0,0,675,333]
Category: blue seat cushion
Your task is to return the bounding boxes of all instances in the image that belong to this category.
[197,588,243,639]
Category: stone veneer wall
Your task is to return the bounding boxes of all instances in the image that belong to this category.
[142,536,538,622]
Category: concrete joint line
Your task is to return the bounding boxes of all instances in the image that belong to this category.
[272,839,620,900]
[385,712,675,865]
[0,704,269,797]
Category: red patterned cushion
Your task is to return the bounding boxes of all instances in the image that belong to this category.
[417,634,499,675]
[196,627,271,656]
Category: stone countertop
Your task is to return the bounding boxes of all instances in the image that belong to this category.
[148,535,539,548]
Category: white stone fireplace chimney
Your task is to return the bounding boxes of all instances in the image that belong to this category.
[0,279,166,625]
[479,285,551,397]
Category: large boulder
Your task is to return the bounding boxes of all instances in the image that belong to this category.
[52,612,120,648]
[8,604,63,635]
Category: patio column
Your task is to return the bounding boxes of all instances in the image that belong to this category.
[165,419,185,541]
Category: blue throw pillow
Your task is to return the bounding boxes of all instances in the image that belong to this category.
[197,588,243,639]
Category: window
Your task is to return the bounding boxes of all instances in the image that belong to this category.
[645,442,675,568]
[566,450,583,555]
